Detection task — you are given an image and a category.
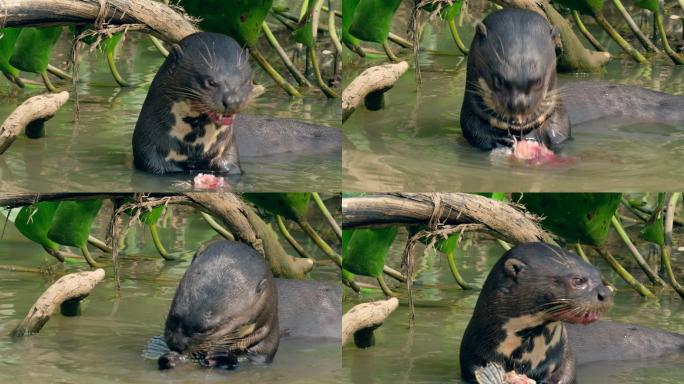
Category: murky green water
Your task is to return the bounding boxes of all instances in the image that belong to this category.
[0,204,340,383]
[0,32,340,193]
[342,231,684,384]
[342,14,684,191]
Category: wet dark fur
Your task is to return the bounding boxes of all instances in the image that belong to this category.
[460,243,684,384]
[133,32,342,175]
[161,241,279,369]
[460,243,612,384]
[155,240,341,370]
[460,9,570,150]
[460,9,684,151]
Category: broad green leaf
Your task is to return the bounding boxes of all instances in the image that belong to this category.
[47,199,104,247]
[0,28,22,79]
[14,202,61,251]
[243,193,311,221]
[514,193,622,245]
[553,0,604,16]
[348,0,403,44]
[633,0,658,12]
[179,0,273,46]
[342,226,398,277]
[342,0,362,49]
[10,27,63,74]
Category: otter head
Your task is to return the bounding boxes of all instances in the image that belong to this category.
[468,10,561,130]
[492,242,613,324]
[163,241,278,367]
[166,32,253,126]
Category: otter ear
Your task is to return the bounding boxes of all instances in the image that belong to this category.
[169,44,184,60]
[550,26,563,57]
[504,258,527,280]
[476,22,487,39]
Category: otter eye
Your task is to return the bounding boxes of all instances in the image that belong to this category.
[571,276,587,289]
[529,78,543,91]
[492,75,505,90]
[204,79,218,88]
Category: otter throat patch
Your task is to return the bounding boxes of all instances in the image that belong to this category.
[496,314,563,370]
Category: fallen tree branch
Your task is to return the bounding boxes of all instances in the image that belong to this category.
[11,269,105,337]
[342,297,399,346]
[342,193,555,245]
[0,0,199,43]
[0,92,70,154]
[342,61,409,122]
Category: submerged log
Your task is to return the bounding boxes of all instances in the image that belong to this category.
[342,298,399,346]
[342,62,410,122]
[0,0,198,43]
[11,269,105,337]
[0,92,70,154]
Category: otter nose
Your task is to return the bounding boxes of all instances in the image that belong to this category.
[596,286,613,302]
[508,93,528,113]
[222,95,242,114]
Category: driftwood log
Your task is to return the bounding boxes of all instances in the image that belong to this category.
[11,269,105,337]
[0,193,314,279]
[0,92,70,154]
[342,193,555,245]
[0,0,198,44]
[342,298,399,347]
[342,61,410,122]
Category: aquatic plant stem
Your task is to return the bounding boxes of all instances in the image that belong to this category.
[276,215,314,259]
[496,239,511,251]
[571,10,607,52]
[106,48,130,87]
[46,64,73,80]
[654,12,684,65]
[40,71,58,92]
[309,0,338,98]
[327,0,343,77]
[593,13,649,64]
[80,245,104,268]
[447,16,469,55]
[312,192,342,240]
[148,223,179,261]
[87,236,112,253]
[595,246,654,297]
[383,265,406,282]
[296,218,342,267]
[249,47,301,97]
[611,0,660,52]
[377,274,395,296]
[148,35,169,57]
[611,215,666,286]
[445,248,475,289]
[382,40,400,62]
[575,243,591,263]
[199,212,235,240]
[662,193,684,297]
[261,22,312,87]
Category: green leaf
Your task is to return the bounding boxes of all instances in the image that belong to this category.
[100,32,124,55]
[342,0,362,49]
[10,27,63,74]
[342,226,398,277]
[47,199,104,247]
[633,0,658,12]
[292,23,314,48]
[514,193,622,245]
[14,202,61,251]
[243,193,311,221]
[640,193,665,245]
[0,28,22,79]
[553,0,604,16]
[348,0,403,44]
[441,1,465,21]
[179,0,273,46]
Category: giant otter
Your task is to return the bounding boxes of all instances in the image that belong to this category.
[133,32,340,175]
[460,9,684,151]
[150,240,341,370]
[460,242,684,384]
